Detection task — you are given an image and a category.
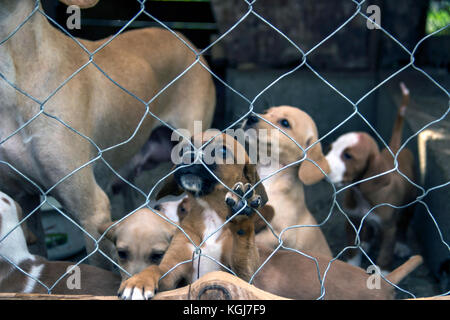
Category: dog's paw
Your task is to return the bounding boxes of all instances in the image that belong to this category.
[118,271,158,300]
[225,182,262,218]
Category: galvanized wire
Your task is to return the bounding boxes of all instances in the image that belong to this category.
[0,0,448,299]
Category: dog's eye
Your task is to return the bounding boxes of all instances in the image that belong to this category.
[343,152,352,160]
[212,146,228,159]
[219,146,228,159]
[117,249,128,260]
[154,204,161,211]
[149,251,165,264]
[279,119,290,129]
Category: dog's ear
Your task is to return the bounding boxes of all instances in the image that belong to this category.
[298,140,331,186]
[155,173,184,201]
[359,152,392,193]
[14,201,37,245]
[98,221,118,243]
[59,0,99,8]
[244,163,268,206]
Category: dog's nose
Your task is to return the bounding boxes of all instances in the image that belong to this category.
[245,115,259,127]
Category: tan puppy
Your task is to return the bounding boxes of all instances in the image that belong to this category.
[0,191,120,295]
[243,106,332,258]
[103,193,272,282]
[118,131,270,300]
[98,196,186,280]
[107,196,422,299]
[0,0,215,267]
[325,83,416,271]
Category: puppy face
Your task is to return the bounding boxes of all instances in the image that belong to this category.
[99,208,176,279]
[243,106,330,185]
[325,132,378,184]
[164,131,267,204]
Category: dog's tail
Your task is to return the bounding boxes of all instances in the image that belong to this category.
[385,255,423,285]
[389,82,410,154]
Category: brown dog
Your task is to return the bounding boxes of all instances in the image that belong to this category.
[102,193,272,282]
[117,131,271,300]
[254,248,422,300]
[106,194,422,299]
[0,0,215,267]
[0,191,120,295]
[243,106,332,258]
[325,83,416,271]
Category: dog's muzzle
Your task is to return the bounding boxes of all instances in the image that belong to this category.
[243,114,259,130]
[174,163,217,196]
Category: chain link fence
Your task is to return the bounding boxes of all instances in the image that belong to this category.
[0,0,449,299]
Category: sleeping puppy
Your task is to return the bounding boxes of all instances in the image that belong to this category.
[243,106,332,258]
[325,82,416,271]
[117,131,272,300]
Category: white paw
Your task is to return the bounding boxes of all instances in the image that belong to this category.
[120,286,154,300]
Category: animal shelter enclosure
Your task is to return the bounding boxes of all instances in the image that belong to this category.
[0,0,449,301]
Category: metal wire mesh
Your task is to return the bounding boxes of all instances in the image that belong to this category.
[0,0,449,299]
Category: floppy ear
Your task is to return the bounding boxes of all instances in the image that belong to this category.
[298,140,331,185]
[59,0,99,8]
[14,201,37,245]
[98,221,118,243]
[244,163,268,206]
[359,152,392,193]
[155,172,184,201]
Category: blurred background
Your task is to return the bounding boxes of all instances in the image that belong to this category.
[40,0,450,297]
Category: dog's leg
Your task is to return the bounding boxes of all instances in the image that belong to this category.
[118,264,162,300]
[51,169,116,270]
[118,233,193,300]
[225,182,262,281]
[376,211,398,271]
[344,216,363,265]
[394,205,414,258]
[17,194,47,257]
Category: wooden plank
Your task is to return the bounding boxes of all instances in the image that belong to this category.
[0,271,448,300]
[153,271,289,300]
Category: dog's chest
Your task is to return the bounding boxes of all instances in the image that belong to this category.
[257,164,291,196]
[256,165,311,236]
[344,188,381,225]
[190,201,224,281]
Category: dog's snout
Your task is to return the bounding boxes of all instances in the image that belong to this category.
[245,115,259,127]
